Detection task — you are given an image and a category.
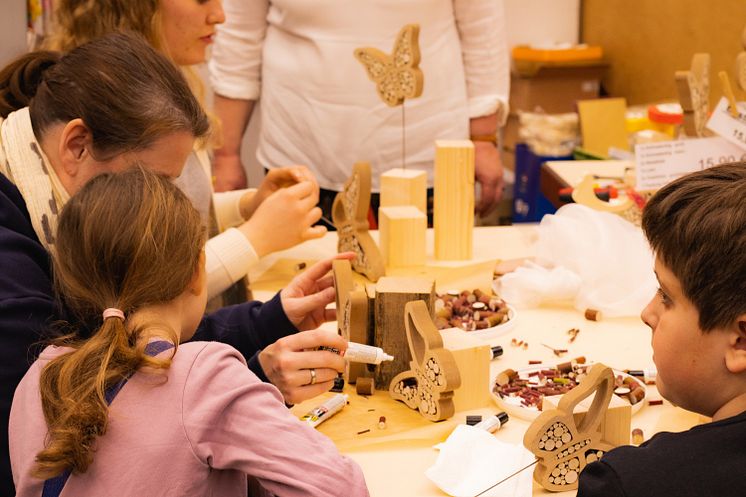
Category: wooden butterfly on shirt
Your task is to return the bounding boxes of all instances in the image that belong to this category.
[354,24,425,107]
[389,300,460,422]
[332,161,385,282]
[523,363,616,491]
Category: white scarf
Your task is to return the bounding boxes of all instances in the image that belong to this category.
[0,107,69,251]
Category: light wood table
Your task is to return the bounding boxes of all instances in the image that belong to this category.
[248,226,701,496]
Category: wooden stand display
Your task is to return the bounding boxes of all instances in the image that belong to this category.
[676,53,710,137]
[524,364,617,492]
[434,140,474,261]
[332,162,385,282]
[389,300,461,422]
[378,206,426,268]
[333,260,372,384]
[373,276,435,389]
[439,329,491,412]
[380,168,427,214]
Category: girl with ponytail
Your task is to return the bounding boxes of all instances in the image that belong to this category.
[10,168,367,496]
[1,33,353,496]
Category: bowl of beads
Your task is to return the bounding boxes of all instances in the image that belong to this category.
[433,289,516,340]
[491,358,647,421]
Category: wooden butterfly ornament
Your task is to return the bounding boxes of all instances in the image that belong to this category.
[523,363,616,491]
[332,259,370,383]
[354,24,424,107]
[389,300,460,422]
[332,161,385,282]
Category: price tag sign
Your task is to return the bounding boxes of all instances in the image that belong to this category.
[635,136,746,190]
[706,97,746,150]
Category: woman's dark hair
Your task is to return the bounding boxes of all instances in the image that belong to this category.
[0,32,209,161]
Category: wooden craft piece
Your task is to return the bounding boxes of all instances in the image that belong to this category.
[675,53,710,137]
[543,391,631,448]
[380,168,427,213]
[332,259,370,384]
[736,52,746,92]
[718,71,739,117]
[354,24,424,107]
[523,363,616,492]
[373,276,435,388]
[378,206,426,268]
[389,300,461,422]
[332,162,385,282]
[356,377,375,396]
[439,329,491,411]
[433,140,474,261]
[571,175,641,225]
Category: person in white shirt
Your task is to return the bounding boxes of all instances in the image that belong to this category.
[210,0,510,218]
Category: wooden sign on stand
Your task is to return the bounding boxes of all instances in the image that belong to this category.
[434,140,474,260]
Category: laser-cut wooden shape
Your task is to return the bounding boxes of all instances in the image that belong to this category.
[434,140,474,260]
[332,162,385,282]
[332,259,369,383]
[378,206,426,268]
[676,53,710,137]
[389,300,461,422]
[373,276,435,388]
[571,174,641,225]
[354,24,424,107]
[523,363,616,492]
[380,168,427,213]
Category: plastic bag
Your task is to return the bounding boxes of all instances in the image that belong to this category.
[496,204,657,317]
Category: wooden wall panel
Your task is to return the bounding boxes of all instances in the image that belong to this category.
[582,0,746,106]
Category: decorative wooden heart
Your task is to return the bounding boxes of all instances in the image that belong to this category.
[389,300,460,422]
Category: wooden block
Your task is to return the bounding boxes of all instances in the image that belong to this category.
[434,140,474,261]
[380,168,427,214]
[523,364,617,492]
[542,390,632,448]
[373,276,435,389]
[675,53,710,137]
[439,329,491,412]
[389,300,461,421]
[378,206,426,268]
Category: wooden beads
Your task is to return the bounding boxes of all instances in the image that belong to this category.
[356,377,375,396]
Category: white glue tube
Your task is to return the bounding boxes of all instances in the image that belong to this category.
[300,393,348,428]
[473,412,509,433]
[343,342,394,365]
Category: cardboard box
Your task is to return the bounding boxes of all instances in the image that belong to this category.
[510,64,607,115]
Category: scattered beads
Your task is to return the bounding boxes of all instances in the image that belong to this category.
[434,289,510,331]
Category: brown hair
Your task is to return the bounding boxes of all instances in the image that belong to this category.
[0,32,209,161]
[33,167,206,478]
[642,163,746,331]
[45,0,164,54]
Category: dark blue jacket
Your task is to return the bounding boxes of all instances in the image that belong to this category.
[0,172,295,495]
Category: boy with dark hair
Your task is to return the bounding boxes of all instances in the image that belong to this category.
[578,163,746,497]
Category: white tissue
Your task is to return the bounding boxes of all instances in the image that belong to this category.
[494,261,581,308]
[425,425,534,497]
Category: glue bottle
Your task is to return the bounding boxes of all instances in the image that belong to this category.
[473,412,509,433]
[343,342,394,365]
[300,394,348,428]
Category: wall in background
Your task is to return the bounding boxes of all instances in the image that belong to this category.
[0,0,28,67]
[582,0,746,106]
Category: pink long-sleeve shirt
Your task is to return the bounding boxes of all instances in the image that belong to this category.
[10,342,369,497]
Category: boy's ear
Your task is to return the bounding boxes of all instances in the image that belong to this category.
[725,313,746,373]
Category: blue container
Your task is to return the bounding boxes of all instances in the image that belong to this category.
[512,143,573,223]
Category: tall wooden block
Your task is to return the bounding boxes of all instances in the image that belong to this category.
[378,206,426,268]
[373,276,435,389]
[380,168,427,214]
[434,140,474,260]
[440,328,492,411]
